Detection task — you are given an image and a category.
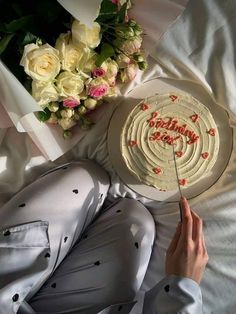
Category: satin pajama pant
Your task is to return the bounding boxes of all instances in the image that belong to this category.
[1,160,155,314]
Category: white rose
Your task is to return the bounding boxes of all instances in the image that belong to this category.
[20,43,61,82]
[103,59,119,86]
[116,54,130,68]
[72,20,101,49]
[48,102,59,112]
[47,113,58,124]
[32,81,59,107]
[77,106,87,114]
[106,86,119,97]
[100,59,118,77]
[78,50,96,73]
[84,98,97,110]
[55,33,91,72]
[56,71,84,97]
[120,63,139,83]
[106,59,119,78]
[121,36,142,55]
[58,118,76,130]
[60,108,74,119]
[106,76,116,86]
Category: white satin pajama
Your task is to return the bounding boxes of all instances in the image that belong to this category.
[0,160,203,314]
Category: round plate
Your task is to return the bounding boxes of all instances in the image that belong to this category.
[107,78,233,201]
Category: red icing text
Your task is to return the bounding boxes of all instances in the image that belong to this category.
[147,111,199,145]
[149,131,180,145]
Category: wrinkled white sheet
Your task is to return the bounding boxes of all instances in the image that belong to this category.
[1,1,236,313]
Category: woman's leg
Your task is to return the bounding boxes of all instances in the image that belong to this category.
[29,198,155,314]
[0,160,110,304]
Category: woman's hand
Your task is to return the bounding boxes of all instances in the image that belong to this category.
[165,197,208,284]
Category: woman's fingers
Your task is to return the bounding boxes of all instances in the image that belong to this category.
[179,197,193,242]
[167,223,181,255]
[191,210,203,241]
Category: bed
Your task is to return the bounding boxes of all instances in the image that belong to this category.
[1,1,236,313]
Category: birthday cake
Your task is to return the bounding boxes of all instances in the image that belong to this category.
[120,92,220,191]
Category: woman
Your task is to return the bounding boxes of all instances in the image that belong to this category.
[0,160,208,314]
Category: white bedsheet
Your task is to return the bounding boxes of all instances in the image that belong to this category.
[1,1,236,313]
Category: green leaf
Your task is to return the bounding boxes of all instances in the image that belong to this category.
[37,108,51,122]
[0,23,6,32]
[21,32,38,46]
[99,0,117,14]
[5,15,34,33]
[95,43,115,67]
[118,2,128,23]
[0,34,14,55]
[95,0,118,24]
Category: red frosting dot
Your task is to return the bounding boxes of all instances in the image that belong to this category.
[179,179,188,186]
[190,114,199,123]
[141,103,149,111]
[149,121,155,127]
[128,140,138,147]
[153,168,162,175]
[170,95,178,102]
[175,151,184,157]
[207,128,216,136]
[201,152,209,159]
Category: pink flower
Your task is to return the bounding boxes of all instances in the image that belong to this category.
[88,84,109,98]
[111,0,119,4]
[63,98,80,108]
[92,67,106,77]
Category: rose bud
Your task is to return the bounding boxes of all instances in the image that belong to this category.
[84,98,97,110]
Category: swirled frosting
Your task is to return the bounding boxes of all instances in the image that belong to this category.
[120,92,219,190]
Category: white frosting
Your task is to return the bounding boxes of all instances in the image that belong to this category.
[121,92,220,191]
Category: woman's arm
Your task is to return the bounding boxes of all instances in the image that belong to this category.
[143,197,208,314]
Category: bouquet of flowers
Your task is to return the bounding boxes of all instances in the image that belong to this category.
[0,0,147,138]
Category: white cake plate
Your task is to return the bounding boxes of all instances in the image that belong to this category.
[107,78,233,201]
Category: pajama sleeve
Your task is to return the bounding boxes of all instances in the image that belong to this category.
[143,275,203,314]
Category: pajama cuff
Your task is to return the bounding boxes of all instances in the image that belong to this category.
[143,275,203,314]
